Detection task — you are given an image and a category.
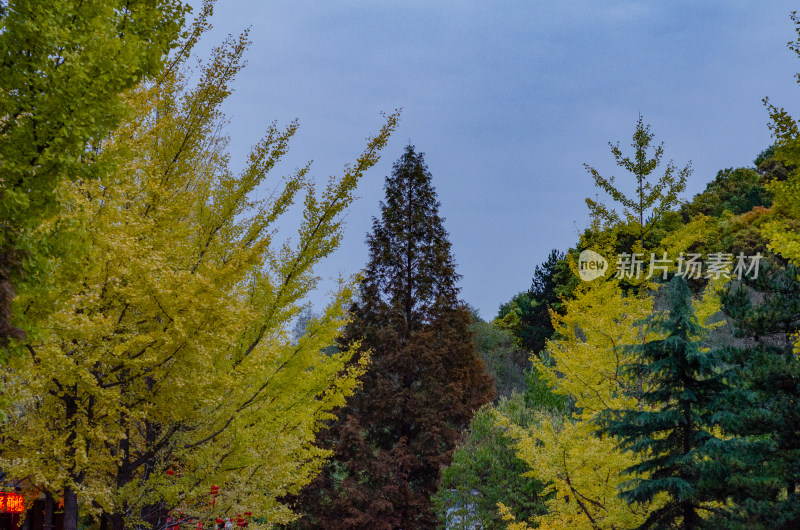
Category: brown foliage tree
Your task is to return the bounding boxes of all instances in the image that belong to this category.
[291,145,495,529]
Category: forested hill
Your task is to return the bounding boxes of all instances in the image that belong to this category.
[436,134,800,528]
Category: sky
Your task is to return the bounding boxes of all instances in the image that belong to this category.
[189,0,800,319]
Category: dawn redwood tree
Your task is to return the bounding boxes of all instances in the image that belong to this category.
[293,145,495,529]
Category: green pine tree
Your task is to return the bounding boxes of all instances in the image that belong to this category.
[596,275,724,529]
[496,249,577,355]
[707,260,800,529]
[584,116,691,252]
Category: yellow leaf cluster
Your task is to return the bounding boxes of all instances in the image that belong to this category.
[2,15,397,528]
[498,280,655,529]
[499,270,724,529]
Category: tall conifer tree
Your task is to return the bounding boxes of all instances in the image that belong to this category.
[596,276,724,529]
[708,261,800,528]
[293,145,494,529]
[584,116,691,251]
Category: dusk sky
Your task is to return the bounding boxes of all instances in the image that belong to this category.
[191,1,800,318]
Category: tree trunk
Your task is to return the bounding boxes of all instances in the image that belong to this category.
[110,512,126,530]
[63,387,82,530]
[43,493,54,530]
[63,487,79,530]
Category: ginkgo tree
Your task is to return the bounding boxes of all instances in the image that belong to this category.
[584,116,691,252]
[497,251,724,529]
[0,0,189,347]
[1,5,398,529]
[498,279,657,530]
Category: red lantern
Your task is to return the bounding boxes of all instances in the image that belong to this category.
[215,518,223,524]
[166,469,174,476]
[243,512,251,516]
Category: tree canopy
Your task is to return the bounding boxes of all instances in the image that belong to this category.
[292,145,494,529]
[0,9,398,528]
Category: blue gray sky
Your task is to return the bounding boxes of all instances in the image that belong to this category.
[192,0,800,318]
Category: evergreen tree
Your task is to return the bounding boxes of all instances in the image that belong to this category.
[497,249,576,355]
[596,276,724,529]
[584,116,691,251]
[433,394,549,530]
[292,145,495,529]
[707,260,800,529]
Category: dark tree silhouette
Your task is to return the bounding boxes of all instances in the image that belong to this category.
[292,145,494,529]
[596,276,724,529]
[706,261,800,529]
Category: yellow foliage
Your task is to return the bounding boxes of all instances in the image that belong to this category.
[501,412,649,530]
[499,270,725,529]
[498,280,658,529]
[2,13,397,528]
[538,279,653,417]
[498,502,532,529]
[658,215,714,259]
[762,166,800,264]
